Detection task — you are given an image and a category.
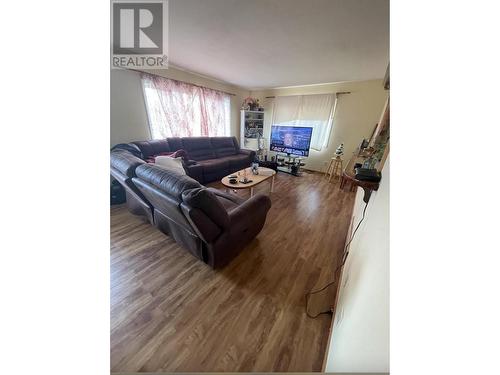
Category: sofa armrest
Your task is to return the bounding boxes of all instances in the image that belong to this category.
[228,193,271,233]
[111,143,143,158]
[110,150,145,177]
[239,148,256,159]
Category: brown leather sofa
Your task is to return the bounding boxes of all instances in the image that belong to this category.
[132,164,271,268]
[113,136,256,184]
[110,137,271,268]
[110,149,154,223]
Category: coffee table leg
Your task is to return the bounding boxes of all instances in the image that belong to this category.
[270,175,275,193]
[250,187,254,197]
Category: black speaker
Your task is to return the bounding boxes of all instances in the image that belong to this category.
[354,168,382,182]
[111,180,126,205]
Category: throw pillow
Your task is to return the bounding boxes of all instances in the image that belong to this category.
[146,149,190,164]
[154,156,186,175]
[146,149,191,165]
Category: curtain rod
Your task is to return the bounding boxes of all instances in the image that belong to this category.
[264,91,351,99]
[132,69,237,96]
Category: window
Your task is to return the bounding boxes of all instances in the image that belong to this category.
[141,73,231,139]
[271,94,337,151]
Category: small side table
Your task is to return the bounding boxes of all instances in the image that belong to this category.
[339,150,381,203]
[340,171,380,203]
[325,156,343,182]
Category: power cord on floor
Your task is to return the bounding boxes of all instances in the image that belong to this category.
[305,199,369,318]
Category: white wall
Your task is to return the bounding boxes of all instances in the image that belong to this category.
[325,156,390,373]
[110,69,151,146]
[251,80,388,172]
[111,70,387,169]
[110,67,249,147]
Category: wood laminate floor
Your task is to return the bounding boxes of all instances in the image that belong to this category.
[111,170,355,372]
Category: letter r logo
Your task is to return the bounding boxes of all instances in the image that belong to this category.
[112,2,163,55]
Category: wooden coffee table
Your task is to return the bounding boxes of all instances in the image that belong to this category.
[221,167,276,197]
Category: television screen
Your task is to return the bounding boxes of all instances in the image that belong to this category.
[270,125,313,157]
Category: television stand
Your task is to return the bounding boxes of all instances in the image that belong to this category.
[276,154,306,176]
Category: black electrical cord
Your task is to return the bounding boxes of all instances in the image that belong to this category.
[305,199,369,318]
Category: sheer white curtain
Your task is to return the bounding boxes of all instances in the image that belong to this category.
[141,73,231,139]
[271,94,336,151]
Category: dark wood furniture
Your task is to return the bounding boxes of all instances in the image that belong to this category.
[258,159,278,171]
[340,94,389,203]
[340,151,380,203]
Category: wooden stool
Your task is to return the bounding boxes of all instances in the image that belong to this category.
[325,156,343,182]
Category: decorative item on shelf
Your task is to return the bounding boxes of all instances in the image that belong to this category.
[357,139,369,155]
[360,146,375,157]
[373,142,387,161]
[362,156,377,169]
[241,96,260,111]
[335,143,344,157]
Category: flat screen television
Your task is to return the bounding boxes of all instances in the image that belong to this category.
[270,125,313,157]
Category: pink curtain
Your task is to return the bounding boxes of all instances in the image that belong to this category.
[141,73,231,139]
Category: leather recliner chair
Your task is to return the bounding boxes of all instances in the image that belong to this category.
[132,164,271,268]
[110,150,154,223]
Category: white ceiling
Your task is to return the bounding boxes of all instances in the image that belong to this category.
[169,0,389,89]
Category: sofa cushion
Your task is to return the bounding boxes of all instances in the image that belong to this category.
[182,188,229,228]
[181,137,216,161]
[132,139,170,159]
[218,154,252,170]
[155,156,186,175]
[135,164,200,198]
[197,158,230,173]
[211,137,238,158]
